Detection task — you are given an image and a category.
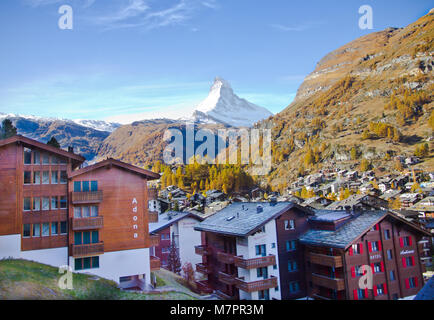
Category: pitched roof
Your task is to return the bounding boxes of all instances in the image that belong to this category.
[149,211,203,234]
[300,210,387,249]
[0,135,85,163]
[414,276,434,300]
[194,202,312,237]
[68,158,160,180]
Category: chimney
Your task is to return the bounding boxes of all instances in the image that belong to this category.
[257,205,263,213]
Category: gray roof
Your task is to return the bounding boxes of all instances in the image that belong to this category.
[310,211,351,222]
[300,210,387,249]
[414,276,434,300]
[325,194,367,210]
[194,202,305,237]
[149,211,201,234]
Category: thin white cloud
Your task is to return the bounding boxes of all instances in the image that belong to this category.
[23,0,96,7]
[271,21,325,32]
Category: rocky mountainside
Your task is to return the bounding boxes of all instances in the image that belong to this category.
[192,77,273,127]
[260,10,434,191]
[0,113,119,160]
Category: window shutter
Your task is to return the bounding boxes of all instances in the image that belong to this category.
[415,277,418,287]
[349,246,353,256]
[402,257,407,268]
[375,224,379,230]
[351,266,356,278]
[373,285,378,297]
[364,288,368,298]
[381,261,384,272]
[411,256,415,266]
[399,237,404,248]
[371,263,375,274]
[405,278,410,289]
[368,242,372,253]
[353,289,358,300]
[384,283,388,294]
[378,241,382,251]
[409,236,412,246]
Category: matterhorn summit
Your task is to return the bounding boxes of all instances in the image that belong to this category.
[191,77,273,127]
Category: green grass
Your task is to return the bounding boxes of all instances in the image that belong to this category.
[0,259,196,300]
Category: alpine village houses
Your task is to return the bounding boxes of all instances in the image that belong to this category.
[0,135,161,290]
[0,135,432,299]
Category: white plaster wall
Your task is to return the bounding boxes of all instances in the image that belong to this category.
[236,220,281,300]
[177,217,202,270]
[70,248,151,285]
[0,234,68,267]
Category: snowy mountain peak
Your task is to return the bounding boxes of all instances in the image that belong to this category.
[192,77,273,127]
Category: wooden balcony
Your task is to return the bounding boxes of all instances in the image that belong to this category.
[235,276,278,293]
[196,263,211,274]
[311,273,345,291]
[309,252,343,268]
[234,255,276,269]
[71,216,103,231]
[71,242,104,257]
[150,234,160,247]
[196,280,213,294]
[195,245,210,256]
[149,211,159,223]
[150,256,161,271]
[216,251,235,264]
[218,271,237,285]
[71,191,103,204]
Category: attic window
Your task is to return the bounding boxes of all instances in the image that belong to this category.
[226,216,235,221]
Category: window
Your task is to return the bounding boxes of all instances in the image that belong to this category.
[92,231,99,243]
[60,171,67,184]
[23,198,31,211]
[284,219,295,230]
[402,256,415,268]
[74,256,99,270]
[42,223,50,237]
[42,153,50,164]
[51,171,58,184]
[51,156,58,164]
[289,281,300,293]
[162,247,170,253]
[82,206,90,218]
[51,222,58,235]
[42,171,50,184]
[350,243,363,255]
[74,207,81,218]
[82,181,90,192]
[74,181,81,192]
[355,265,366,276]
[400,236,412,247]
[390,270,396,281]
[372,262,383,273]
[33,224,41,237]
[23,224,31,238]
[369,241,380,252]
[357,288,367,299]
[271,243,276,249]
[91,181,98,192]
[59,157,67,165]
[258,289,269,300]
[161,234,170,240]
[257,267,268,279]
[60,196,67,209]
[255,244,266,256]
[60,221,67,234]
[24,148,32,164]
[387,249,393,260]
[286,240,297,252]
[33,151,40,164]
[33,171,40,184]
[51,197,58,210]
[406,277,418,289]
[384,229,391,240]
[288,260,298,272]
[24,171,31,184]
[33,198,41,211]
[83,231,91,244]
[90,206,98,217]
[74,232,82,245]
[376,284,386,296]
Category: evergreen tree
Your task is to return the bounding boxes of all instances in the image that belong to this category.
[167,233,181,274]
[47,136,61,148]
[0,119,17,139]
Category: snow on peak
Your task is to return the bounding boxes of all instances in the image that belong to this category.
[193,77,273,127]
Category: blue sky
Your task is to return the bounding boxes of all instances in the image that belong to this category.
[0,0,432,124]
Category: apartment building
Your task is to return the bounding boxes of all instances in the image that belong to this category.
[0,136,160,289]
[193,202,313,300]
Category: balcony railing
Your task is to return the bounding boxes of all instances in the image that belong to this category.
[216,251,235,264]
[234,255,276,269]
[311,273,345,291]
[235,276,278,293]
[218,271,237,285]
[150,234,160,247]
[195,245,210,256]
[149,211,159,223]
[150,256,161,271]
[215,290,237,300]
[71,216,103,231]
[71,242,104,257]
[196,280,213,294]
[196,263,211,274]
[71,191,103,204]
[309,252,343,268]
